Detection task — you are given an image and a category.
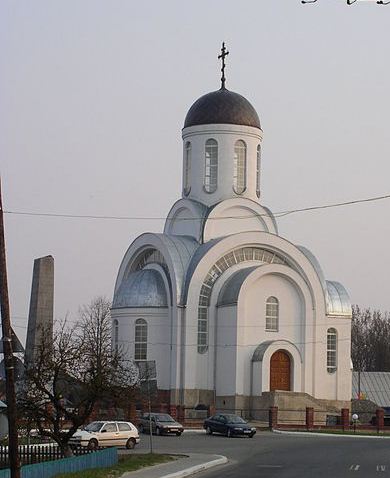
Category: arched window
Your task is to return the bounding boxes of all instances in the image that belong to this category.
[233,140,247,194]
[327,328,337,373]
[256,144,261,198]
[204,139,218,193]
[113,319,119,353]
[265,297,279,331]
[135,318,147,361]
[183,141,191,196]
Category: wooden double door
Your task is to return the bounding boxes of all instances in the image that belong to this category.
[270,350,291,391]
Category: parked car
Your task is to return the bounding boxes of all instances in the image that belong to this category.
[138,413,184,436]
[69,421,140,449]
[203,414,256,438]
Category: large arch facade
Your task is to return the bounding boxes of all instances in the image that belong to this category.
[181,231,327,406]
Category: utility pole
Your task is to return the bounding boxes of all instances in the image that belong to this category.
[0,177,21,478]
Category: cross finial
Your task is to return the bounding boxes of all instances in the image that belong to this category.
[218,42,229,89]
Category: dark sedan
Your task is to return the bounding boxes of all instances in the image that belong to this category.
[204,414,256,438]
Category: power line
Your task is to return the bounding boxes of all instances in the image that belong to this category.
[4,192,390,222]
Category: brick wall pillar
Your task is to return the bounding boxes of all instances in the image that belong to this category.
[306,407,314,430]
[269,406,278,429]
[208,404,216,418]
[159,402,168,413]
[376,409,384,432]
[341,408,349,431]
[169,405,177,420]
[177,405,185,423]
[126,403,137,424]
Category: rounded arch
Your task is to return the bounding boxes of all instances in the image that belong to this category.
[114,233,198,307]
[202,198,278,242]
[164,198,208,242]
[252,339,303,394]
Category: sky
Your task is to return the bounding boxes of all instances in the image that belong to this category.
[1,0,390,346]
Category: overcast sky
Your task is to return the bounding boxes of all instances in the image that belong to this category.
[1,0,389,345]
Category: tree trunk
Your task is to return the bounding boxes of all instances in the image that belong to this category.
[60,443,74,458]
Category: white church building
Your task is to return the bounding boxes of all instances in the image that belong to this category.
[112,48,352,413]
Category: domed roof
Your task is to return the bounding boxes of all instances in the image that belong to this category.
[113,269,168,308]
[184,88,261,129]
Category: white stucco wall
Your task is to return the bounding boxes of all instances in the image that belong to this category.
[111,308,171,390]
[182,124,263,207]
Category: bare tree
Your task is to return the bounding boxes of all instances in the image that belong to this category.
[352,305,390,372]
[18,297,138,457]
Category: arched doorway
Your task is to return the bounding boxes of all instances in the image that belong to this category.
[270,350,291,391]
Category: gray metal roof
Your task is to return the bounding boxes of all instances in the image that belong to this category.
[297,245,327,292]
[113,269,168,308]
[184,88,261,129]
[326,281,352,316]
[252,341,274,362]
[154,234,198,305]
[297,245,351,317]
[352,371,390,407]
[217,266,259,306]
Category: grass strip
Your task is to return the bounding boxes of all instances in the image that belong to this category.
[54,453,176,478]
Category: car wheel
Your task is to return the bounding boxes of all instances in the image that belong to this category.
[126,438,136,449]
[249,432,255,438]
[156,427,161,436]
[226,428,233,438]
[87,438,98,450]
[139,424,144,434]
[176,431,182,436]
[206,426,213,435]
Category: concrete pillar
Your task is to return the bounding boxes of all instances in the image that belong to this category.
[341,408,349,431]
[306,407,314,430]
[25,256,54,367]
[376,409,384,431]
[269,406,278,429]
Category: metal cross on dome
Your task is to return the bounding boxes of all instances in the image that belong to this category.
[218,42,229,89]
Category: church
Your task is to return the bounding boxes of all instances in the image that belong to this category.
[112,46,352,414]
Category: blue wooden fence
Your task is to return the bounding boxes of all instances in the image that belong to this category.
[0,447,117,478]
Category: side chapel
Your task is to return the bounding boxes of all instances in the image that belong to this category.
[112,45,352,413]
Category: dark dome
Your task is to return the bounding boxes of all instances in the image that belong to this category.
[184,88,261,129]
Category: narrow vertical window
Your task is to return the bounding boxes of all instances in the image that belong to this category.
[256,144,261,198]
[183,141,191,196]
[197,307,208,354]
[113,319,119,353]
[135,318,147,361]
[265,297,279,331]
[204,139,218,193]
[233,140,247,194]
[327,328,337,373]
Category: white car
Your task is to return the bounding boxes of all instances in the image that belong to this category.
[69,421,140,449]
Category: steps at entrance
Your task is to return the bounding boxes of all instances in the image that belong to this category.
[251,391,349,425]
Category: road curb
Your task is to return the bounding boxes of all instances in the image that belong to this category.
[159,455,228,478]
[273,429,390,439]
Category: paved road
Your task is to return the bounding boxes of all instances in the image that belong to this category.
[133,431,390,477]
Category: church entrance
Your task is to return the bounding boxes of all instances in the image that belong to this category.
[270,350,291,391]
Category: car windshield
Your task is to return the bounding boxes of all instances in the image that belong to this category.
[154,414,175,422]
[84,422,103,432]
[225,415,246,424]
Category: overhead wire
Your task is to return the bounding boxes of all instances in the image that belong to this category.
[3,192,390,222]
